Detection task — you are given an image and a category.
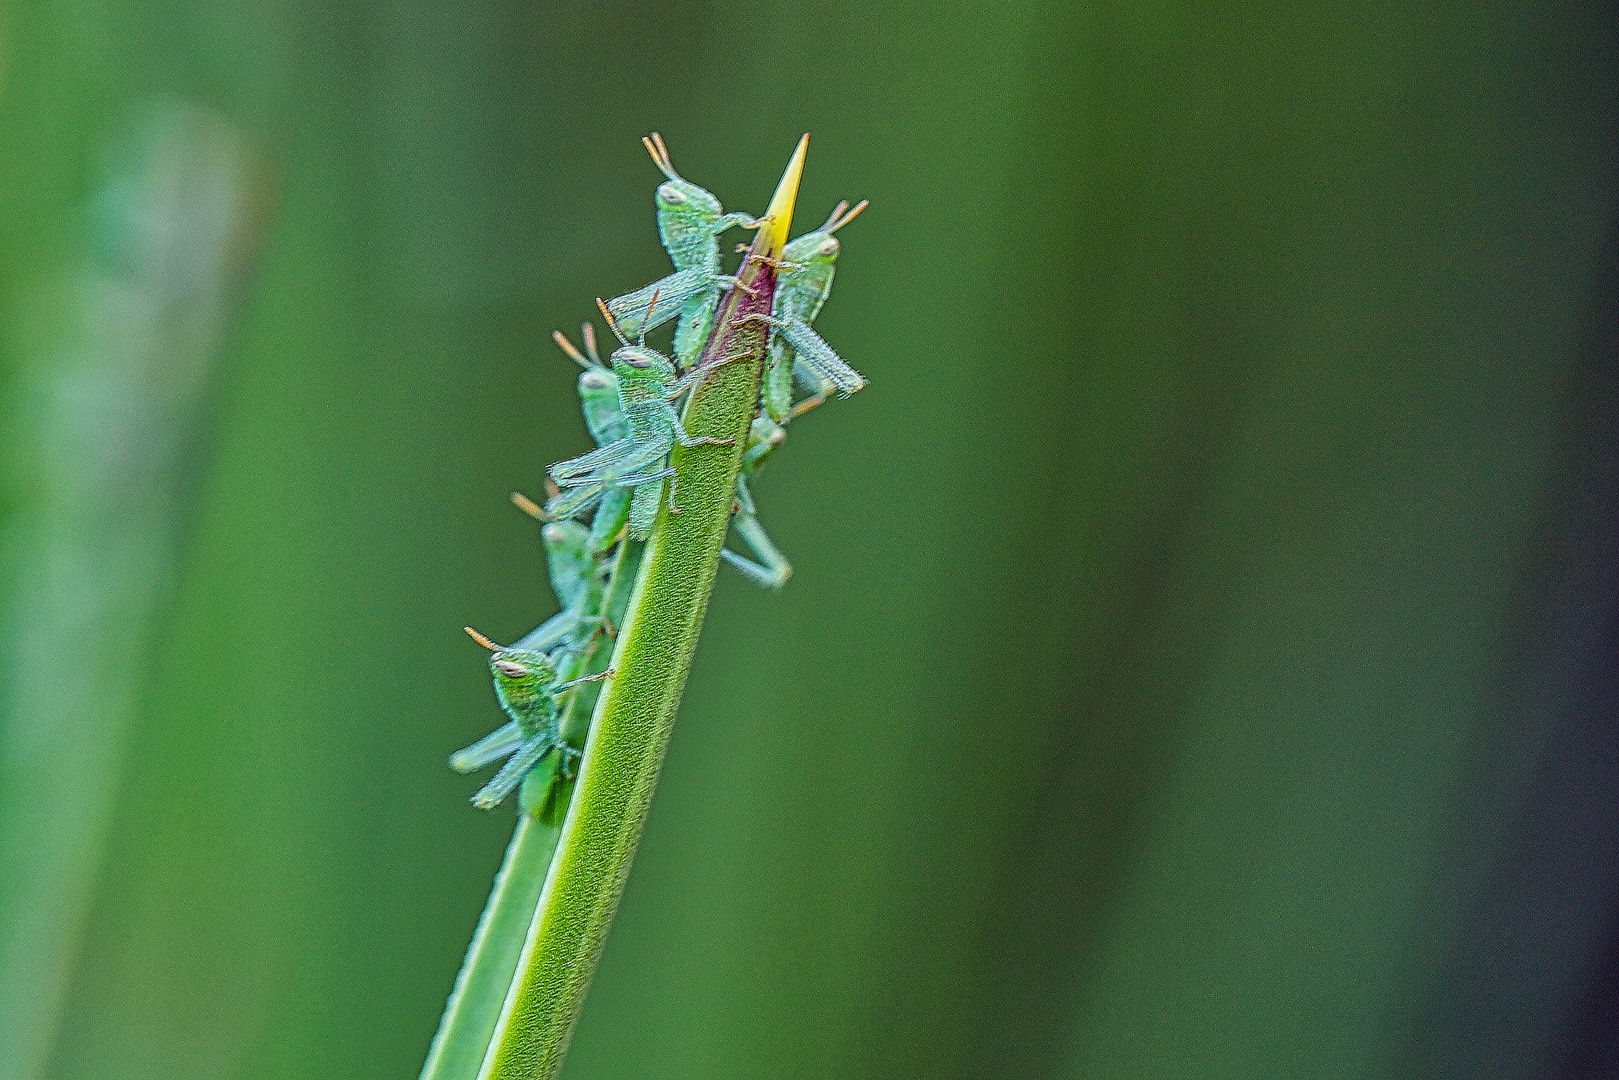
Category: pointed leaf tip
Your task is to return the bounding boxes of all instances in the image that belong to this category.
[763,134,808,259]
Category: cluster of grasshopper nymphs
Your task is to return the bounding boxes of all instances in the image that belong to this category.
[452,133,867,811]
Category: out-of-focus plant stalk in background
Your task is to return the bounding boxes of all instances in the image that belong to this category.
[0,101,268,1079]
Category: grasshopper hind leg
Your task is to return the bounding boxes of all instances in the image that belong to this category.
[471,733,561,810]
[721,477,792,589]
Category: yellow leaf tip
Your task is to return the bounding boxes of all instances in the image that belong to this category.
[763,134,808,258]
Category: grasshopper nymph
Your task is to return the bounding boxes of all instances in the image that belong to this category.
[450,628,612,809]
[502,513,613,656]
[549,322,637,550]
[556,318,794,588]
[545,298,741,538]
[755,199,869,423]
[605,133,761,365]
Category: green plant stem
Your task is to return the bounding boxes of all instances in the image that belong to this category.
[476,137,807,1080]
[558,540,642,749]
[417,814,559,1080]
[420,537,642,1080]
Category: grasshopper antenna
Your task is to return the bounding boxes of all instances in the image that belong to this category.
[595,297,629,346]
[553,330,596,370]
[581,322,602,366]
[596,289,659,347]
[826,199,868,233]
[643,132,680,182]
[464,627,501,651]
[818,201,849,232]
[639,289,661,346]
[511,491,546,520]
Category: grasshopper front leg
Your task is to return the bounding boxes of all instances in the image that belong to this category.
[668,407,735,449]
[471,733,563,810]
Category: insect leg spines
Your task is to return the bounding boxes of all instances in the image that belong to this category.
[549,436,637,481]
[773,318,865,397]
[548,460,674,528]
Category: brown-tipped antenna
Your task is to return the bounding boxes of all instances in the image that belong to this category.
[643,132,680,181]
[581,322,601,366]
[553,330,591,369]
[511,491,545,520]
[818,201,849,232]
[595,297,628,345]
[827,199,869,233]
[639,288,661,346]
[464,627,500,651]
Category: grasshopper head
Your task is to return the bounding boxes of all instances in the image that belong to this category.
[466,628,560,712]
[782,199,868,268]
[491,649,561,718]
[540,519,590,557]
[782,230,840,267]
[656,178,723,222]
[645,132,724,224]
[612,344,676,383]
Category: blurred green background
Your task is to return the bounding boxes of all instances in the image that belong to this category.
[3,1,1619,1078]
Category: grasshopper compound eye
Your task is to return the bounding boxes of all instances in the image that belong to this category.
[657,183,687,205]
[580,370,613,390]
[493,659,528,679]
[818,237,840,257]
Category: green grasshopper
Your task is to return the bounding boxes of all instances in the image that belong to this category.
[544,299,739,538]
[605,133,760,365]
[450,628,612,810]
[557,319,794,588]
[550,322,637,549]
[754,199,869,423]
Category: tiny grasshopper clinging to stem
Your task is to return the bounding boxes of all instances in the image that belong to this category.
[503,516,612,656]
[755,199,869,423]
[449,628,612,810]
[605,133,762,365]
[553,316,796,589]
[544,294,742,538]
